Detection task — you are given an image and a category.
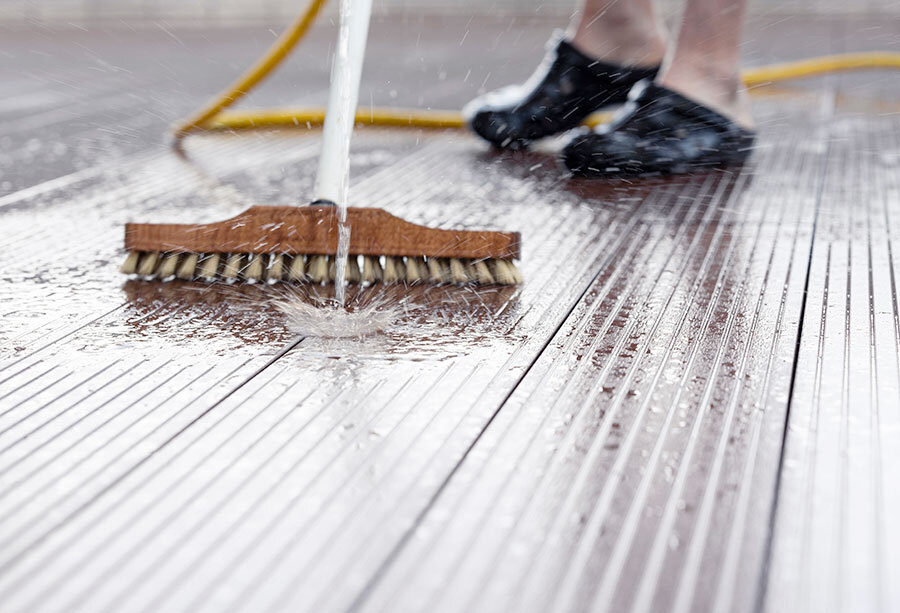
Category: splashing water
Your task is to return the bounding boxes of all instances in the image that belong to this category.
[274,293,398,338]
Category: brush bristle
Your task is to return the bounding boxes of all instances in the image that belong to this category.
[286,254,304,281]
[200,254,220,279]
[120,251,140,274]
[137,251,159,276]
[449,258,468,284]
[308,255,328,283]
[222,254,242,279]
[268,254,285,282]
[362,256,383,283]
[470,259,495,285]
[157,252,180,278]
[427,258,447,283]
[383,256,403,283]
[245,254,264,281]
[176,253,198,280]
[121,251,522,285]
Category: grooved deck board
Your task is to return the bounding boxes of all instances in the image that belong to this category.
[0,14,897,613]
[765,106,900,613]
[359,92,831,613]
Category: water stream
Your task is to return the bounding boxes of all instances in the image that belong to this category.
[331,0,357,307]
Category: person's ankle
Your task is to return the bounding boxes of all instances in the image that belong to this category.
[657,63,754,129]
[570,20,667,69]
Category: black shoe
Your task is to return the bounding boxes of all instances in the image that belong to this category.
[463,33,659,150]
[563,80,756,177]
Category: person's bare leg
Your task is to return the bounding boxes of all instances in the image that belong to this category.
[656,0,753,127]
[569,0,668,68]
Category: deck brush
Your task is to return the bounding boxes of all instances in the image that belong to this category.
[121,205,522,286]
[123,0,521,288]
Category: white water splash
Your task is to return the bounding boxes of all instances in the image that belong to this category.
[274,295,397,338]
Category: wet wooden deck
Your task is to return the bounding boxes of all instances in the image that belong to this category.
[1,14,899,613]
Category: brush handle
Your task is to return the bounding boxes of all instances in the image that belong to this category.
[313,0,373,206]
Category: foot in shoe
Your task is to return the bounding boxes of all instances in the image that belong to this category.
[562,80,756,177]
[463,32,659,150]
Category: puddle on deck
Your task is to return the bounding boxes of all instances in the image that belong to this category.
[119,278,523,360]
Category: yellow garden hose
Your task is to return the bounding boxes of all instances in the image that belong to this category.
[201,106,471,131]
[172,0,900,139]
[173,0,330,138]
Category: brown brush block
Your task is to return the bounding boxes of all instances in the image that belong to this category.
[125,205,521,260]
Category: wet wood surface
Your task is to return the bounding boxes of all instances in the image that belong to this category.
[1,14,898,613]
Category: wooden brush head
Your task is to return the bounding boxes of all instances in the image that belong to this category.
[125,205,521,260]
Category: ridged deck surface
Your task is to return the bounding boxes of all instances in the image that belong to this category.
[765,98,900,613]
[1,14,898,613]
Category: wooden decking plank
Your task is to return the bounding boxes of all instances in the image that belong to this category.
[0,134,325,362]
[0,15,895,613]
[358,92,833,613]
[0,123,657,610]
[765,105,900,613]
